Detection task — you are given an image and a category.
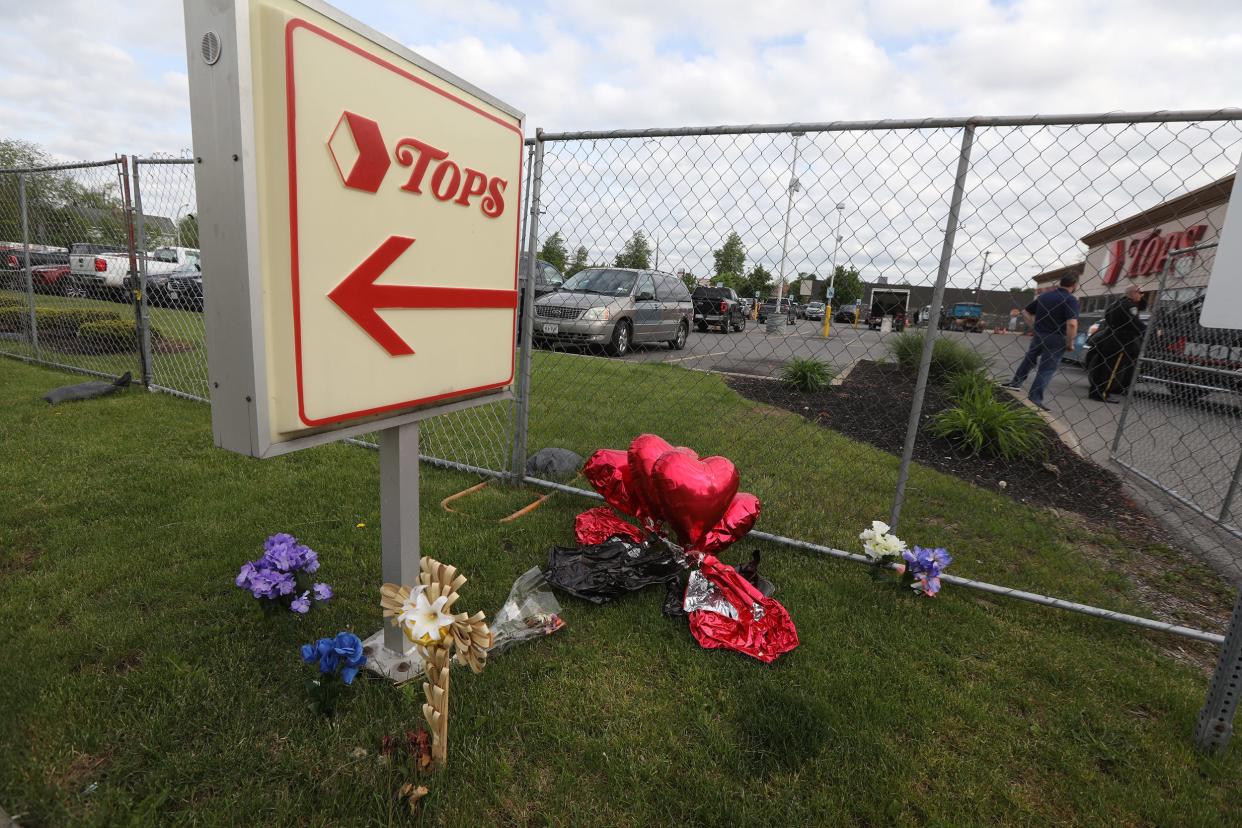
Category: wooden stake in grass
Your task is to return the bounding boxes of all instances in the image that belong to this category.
[381,557,492,768]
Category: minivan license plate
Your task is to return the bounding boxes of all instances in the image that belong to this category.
[541,323,559,335]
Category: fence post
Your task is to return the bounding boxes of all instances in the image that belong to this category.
[888,124,975,531]
[509,132,544,482]
[118,155,149,386]
[1196,588,1242,753]
[129,157,155,387]
[17,172,39,360]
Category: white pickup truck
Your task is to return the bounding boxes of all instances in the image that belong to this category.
[68,244,199,297]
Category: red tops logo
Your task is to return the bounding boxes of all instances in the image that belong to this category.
[327,111,507,218]
[1100,224,1207,286]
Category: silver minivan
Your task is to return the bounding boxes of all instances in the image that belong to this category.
[532,267,693,356]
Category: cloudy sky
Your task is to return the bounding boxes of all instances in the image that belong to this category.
[1,0,1240,286]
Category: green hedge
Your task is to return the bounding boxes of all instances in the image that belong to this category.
[0,306,126,336]
[77,319,142,353]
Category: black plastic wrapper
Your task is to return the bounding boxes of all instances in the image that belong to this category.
[544,539,683,604]
[44,371,131,404]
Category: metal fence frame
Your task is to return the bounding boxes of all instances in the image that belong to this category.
[3,107,1242,749]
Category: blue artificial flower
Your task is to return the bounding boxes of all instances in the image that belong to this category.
[331,632,366,668]
[902,546,953,597]
[300,643,316,662]
[291,591,311,614]
[313,583,333,602]
[314,637,339,674]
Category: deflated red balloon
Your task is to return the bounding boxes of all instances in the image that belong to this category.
[699,492,761,554]
[687,554,799,663]
[651,452,739,549]
[574,507,643,545]
[627,434,697,525]
[582,449,638,517]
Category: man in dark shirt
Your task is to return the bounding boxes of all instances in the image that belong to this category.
[1087,284,1148,402]
[1002,273,1080,410]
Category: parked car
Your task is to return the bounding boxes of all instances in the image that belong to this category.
[803,300,826,321]
[142,266,204,311]
[0,246,70,291]
[692,285,747,332]
[31,264,72,294]
[516,257,564,336]
[532,267,691,356]
[758,297,797,324]
[834,302,862,323]
[67,243,197,301]
[1144,294,1240,399]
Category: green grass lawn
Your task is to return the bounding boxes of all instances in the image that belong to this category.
[2,357,1240,826]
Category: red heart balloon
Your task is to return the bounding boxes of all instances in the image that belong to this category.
[574,507,643,545]
[651,452,739,549]
[700,492,761,554]
[582,449,638,517]
[627,434,697,525]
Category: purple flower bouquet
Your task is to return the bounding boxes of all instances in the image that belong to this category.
[901,546,953,597]
[235,533,333,615]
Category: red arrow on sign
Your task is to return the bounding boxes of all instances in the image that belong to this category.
[328,235,517,356]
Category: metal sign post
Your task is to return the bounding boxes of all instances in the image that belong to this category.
[379,421,420,654]
[1195,589,1242,753]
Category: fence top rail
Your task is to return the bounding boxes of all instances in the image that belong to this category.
[0,158,123,175]
[133,157,196,166]
[530,107,1242,142]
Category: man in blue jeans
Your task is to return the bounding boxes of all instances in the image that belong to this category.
[1003,273,1080,410]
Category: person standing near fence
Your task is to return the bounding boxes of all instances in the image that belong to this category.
[1002,273,1080,411]
[1087,283,1148,403]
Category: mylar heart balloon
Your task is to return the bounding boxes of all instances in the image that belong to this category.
[700,492,761,554]
[627,434,697,524]
[582,449,638,517]
[651,452,739,549]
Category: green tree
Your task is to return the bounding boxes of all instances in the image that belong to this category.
[176,213,199,248]
[712,231,746,283]
[680,271,698,292]
[566,245,589,277]
[0,138,129,249]
[826,265,863,306]
[614,231,652,269]
[740,264,773,298]
[538,231,568,273]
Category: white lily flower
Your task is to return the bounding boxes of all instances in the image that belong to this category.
[859,520,906,561]
[396,586,456,646]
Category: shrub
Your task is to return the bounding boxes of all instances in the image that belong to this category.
[928,384,1046,460]
[888,331,986,378]
[38,308,122,336]
[0,296,23,309]
[78,319,141,353]
[945,368,995,403]
[780,358,834,392]
[0,307,27,332]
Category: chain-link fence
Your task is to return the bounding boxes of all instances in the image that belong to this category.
[0,157,145,381]
[4,111,1242,748]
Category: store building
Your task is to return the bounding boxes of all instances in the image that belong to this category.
[1033,174,1232,314]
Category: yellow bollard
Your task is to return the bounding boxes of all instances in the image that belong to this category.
[822,308,831,337]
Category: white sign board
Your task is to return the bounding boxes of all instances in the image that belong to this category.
[184,0,523,457]
[1200,156,1242,328]
[799,280,812,297]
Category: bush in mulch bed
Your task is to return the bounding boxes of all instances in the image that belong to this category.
[928,369,1047,461]
[726,360,1165,541]
[0,306,184,355]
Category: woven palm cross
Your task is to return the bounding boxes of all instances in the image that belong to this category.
[381,557,491,766]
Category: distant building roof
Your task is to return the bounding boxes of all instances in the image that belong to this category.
[1079,174,1233,247]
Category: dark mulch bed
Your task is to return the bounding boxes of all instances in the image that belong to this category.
[727,360,1167,543]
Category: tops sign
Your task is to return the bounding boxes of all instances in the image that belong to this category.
[183,0,524,458]
[1100,224,1208,286]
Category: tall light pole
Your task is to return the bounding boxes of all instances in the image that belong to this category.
[771,131,805,332]
[823,202,846,336]
[174,203,190,248]
[974,250,992,302]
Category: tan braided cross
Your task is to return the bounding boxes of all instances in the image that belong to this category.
[380,557,491,766]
